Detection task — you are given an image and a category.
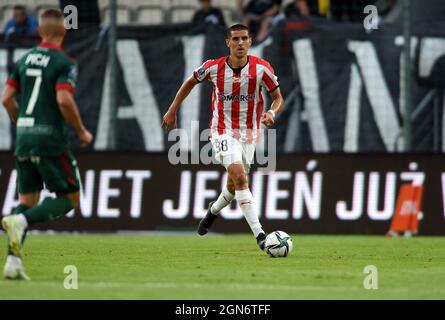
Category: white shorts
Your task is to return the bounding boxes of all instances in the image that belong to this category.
[210,134,255,173]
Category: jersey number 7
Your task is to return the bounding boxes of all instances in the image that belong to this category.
[25,68,43,115]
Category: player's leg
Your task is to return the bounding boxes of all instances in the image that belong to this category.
[1,157,42,279]
[4,190,78,280]
[6,192,40,254]
[228,162,266,250]
[20,151,79,226]
[2,157,41,255]
[237,141,266,248]
[211,176,236,214]
[198,136,238,235]
[5,152,80,256]
[20,191,76,225]
[2,193,38,280]
[198,176,236,235]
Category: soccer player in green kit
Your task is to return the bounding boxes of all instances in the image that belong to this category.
[1,9,93,280]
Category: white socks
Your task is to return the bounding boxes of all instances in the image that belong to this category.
[210,187,264,238]
[235,189,264,238]
[211,186,235,215]
[6,255,22,266]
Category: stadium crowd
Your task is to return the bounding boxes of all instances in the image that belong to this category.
[0,0,399,39]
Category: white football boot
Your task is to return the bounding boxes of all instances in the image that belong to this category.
[1,214,28,257]
[3,255,30,280]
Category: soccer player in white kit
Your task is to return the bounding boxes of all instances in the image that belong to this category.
[162,24,284,251]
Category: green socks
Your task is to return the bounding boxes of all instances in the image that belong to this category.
[23,197,73,225]
[13,204,31,215]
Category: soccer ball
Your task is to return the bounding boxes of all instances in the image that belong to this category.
[264,231,293,258]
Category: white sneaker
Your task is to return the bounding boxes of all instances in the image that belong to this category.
[1,214,28,257]
[3,255,30,280]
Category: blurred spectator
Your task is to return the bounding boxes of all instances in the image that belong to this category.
[330,0,377,22]
[284,0,310,19]
[3,5,38,37]
[284,0,329,19]
[316,0,330,17]
[238,0,282,42]
[280,0,329,21]
[192,0,226,27]
[376,0,398,17]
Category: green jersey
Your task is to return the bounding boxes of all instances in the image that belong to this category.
[7,42,77,156]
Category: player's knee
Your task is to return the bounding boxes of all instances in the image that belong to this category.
[62,192,80,209]
[227,179,236,193]
[71,199,80,209]
[70,195,80,209]
[231,172,248,189]
[227,183,236,194]
[22,198,39,208]
[19,192,40,208]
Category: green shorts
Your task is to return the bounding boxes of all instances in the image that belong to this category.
[15,150,80,194]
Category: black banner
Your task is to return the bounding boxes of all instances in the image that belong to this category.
[1,151,445,235]
[1,21,445,152]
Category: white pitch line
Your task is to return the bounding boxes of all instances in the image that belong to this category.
[2,281,445,295]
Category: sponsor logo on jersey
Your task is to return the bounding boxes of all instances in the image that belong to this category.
[197,66,206,77]
[217,94,256,102]
[17,117,35,127]
[233,75,253,83]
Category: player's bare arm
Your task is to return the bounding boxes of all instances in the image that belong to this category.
[261,87,284,127]
[1,85,18,124]
[56,89,93,147]
[162,74,199,131]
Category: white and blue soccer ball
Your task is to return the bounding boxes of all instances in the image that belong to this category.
[264,231,293,258]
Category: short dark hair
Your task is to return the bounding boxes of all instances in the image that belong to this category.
[227,24,251,38]
[13,5,26,12]
[40,8,64,21]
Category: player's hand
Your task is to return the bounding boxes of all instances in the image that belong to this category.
[78,128,93,147]
[261,111,275,127]
[162,110,177,131]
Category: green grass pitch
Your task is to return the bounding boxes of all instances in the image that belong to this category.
[1,234,444,299]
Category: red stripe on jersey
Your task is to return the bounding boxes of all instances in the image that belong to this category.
[262,71,276,92]
[246,59,257,144]
[209,87,216,130]
[203,60,215,81]
[56,83,75,94]
[231,72,241,139]
[257,87,264,141]
[6,79,19,91]
[60,151,75,186]
[216,60,226,134]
